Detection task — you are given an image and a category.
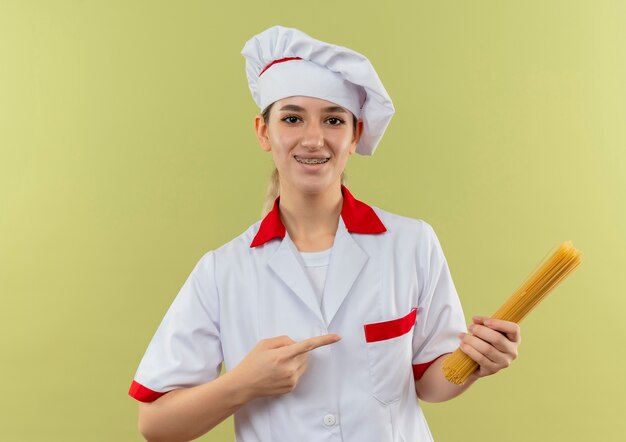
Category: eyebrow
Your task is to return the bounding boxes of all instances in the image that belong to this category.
[278,104,348,114]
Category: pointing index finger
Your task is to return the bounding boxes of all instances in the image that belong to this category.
[284,334,342,357]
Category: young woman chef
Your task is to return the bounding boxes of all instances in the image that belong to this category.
[129,25,521,442]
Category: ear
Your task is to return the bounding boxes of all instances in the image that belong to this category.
[349,119,364,155]
[254,114,272,152]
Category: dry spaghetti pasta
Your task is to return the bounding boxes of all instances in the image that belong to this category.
[442,241,582,385]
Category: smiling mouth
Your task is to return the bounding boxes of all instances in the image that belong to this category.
[294,155,330,165]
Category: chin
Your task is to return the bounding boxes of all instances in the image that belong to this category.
[294,179,340,196]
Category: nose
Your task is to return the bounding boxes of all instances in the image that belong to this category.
[300,120,324,150]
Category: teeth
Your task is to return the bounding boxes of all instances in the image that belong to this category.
[295,156,329,165]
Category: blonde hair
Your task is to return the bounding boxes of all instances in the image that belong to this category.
[259,102,353,217]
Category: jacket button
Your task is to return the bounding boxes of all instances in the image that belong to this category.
[323,414,336,426]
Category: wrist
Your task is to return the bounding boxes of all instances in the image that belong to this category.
[466,371,481,384]
[221,368,257,406]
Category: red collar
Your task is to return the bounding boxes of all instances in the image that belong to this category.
[250,185,387,248]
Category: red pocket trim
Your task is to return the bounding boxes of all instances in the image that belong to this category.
[128,380,168,403]
[364,307,418,343]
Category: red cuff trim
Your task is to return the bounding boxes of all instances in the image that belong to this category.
[413,353,451,380]
[364,307,418,343]
[412,360,438,381]
[128,380,168,403]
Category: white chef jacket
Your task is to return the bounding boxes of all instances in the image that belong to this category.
[129,185,467,442]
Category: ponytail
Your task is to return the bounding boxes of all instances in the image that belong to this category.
[261,167,281,217]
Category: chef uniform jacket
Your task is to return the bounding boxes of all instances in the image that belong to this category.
[129,185,467,442]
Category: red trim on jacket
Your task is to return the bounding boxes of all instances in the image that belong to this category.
[364,308,418,343]
[412,360,437,381]
[250,185,386,248]
[412,353,451,381]
[250,197,286,248]
[128,380,168,403]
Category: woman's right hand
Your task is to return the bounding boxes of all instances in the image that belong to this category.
[229,334,341,401]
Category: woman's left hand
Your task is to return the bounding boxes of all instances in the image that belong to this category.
[459,316,521,379]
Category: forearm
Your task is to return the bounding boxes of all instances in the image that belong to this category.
[414,354,479,403]
[138,370,251,442]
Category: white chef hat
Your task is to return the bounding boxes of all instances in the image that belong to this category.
[241,25,395,156]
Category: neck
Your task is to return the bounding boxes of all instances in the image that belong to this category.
[278,181,343,251]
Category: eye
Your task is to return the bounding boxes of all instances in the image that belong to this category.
[281,115,301,124]
[326,117,345,126]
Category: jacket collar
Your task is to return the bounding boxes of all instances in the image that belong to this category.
[250,184,386,248]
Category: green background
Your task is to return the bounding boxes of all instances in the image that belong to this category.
[1,1,624,440]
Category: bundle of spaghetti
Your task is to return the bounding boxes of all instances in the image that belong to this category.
[442,241,582,385]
